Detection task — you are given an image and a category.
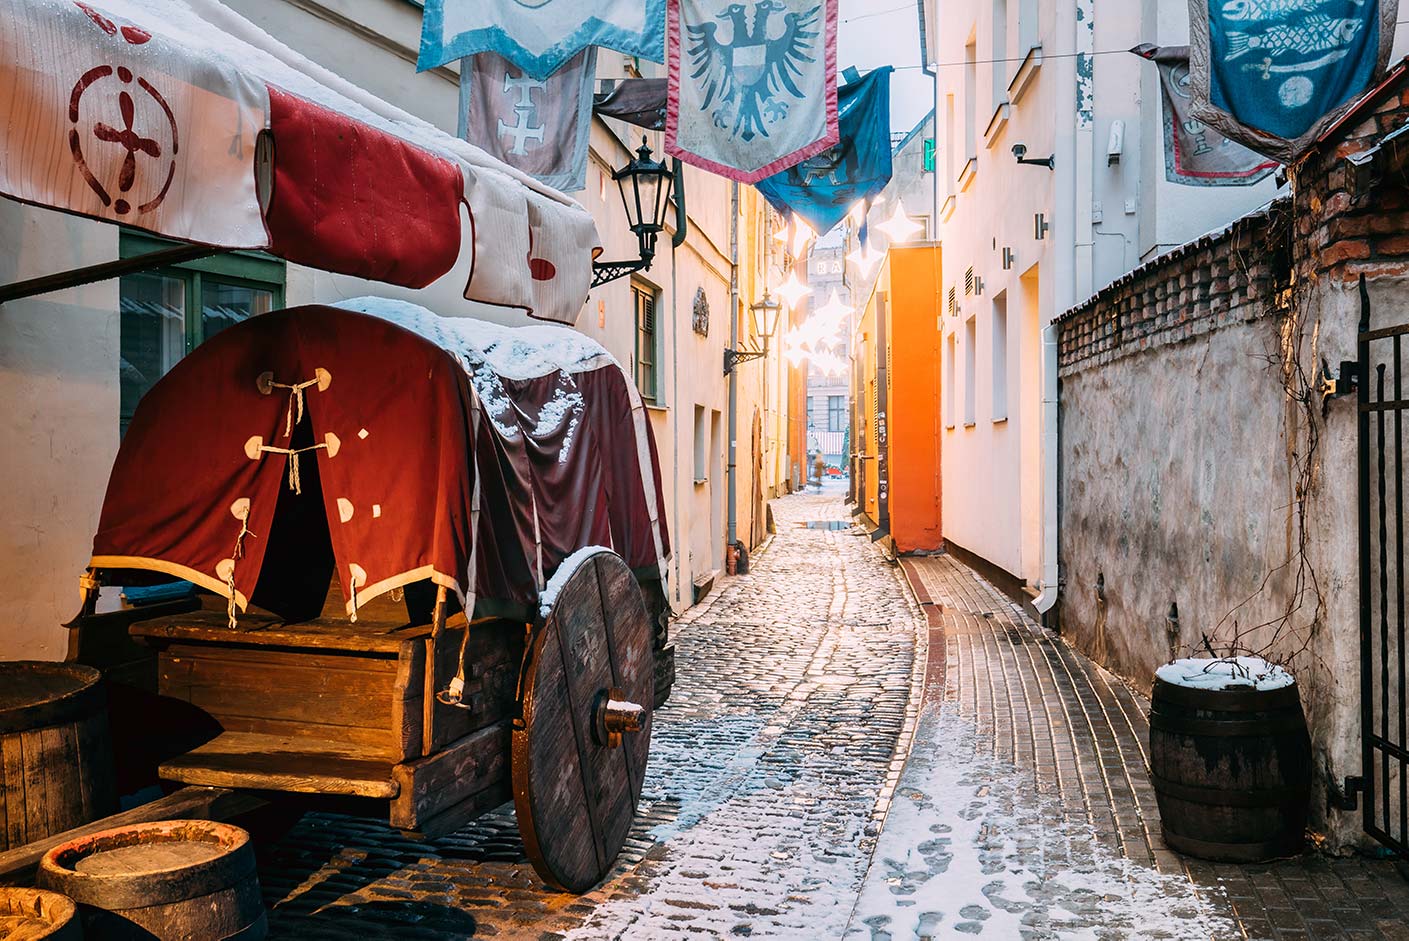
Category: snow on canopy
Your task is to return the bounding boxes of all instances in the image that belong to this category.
[87,301,669,624]
[0,0,599,322]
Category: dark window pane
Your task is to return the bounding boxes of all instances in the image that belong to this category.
[119,272,186,433]
[202,280,274,341]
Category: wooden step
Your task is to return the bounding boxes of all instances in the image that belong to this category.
[158,732,398,799]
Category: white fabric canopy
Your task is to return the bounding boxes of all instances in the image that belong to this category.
[0,0,601,323]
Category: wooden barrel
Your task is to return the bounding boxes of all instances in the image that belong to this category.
[38,820,266,940]
[1149,677,1312,862]
[0,887,82,940]
[0,662,117,850]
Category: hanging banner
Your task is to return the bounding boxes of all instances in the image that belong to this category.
[460,48,596,193]
[1132,45,1277,186]
[666,0,839,184]
[594,78,668,131]
[419,0,664,79]
[1190,0,1398,162]
[755,67,892,235]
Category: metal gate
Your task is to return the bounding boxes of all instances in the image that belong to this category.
[1358,277,1409,855]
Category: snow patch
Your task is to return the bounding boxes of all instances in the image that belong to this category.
[1156,656,1295,692]
[539,546,612,616]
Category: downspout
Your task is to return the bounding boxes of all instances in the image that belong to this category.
[1035,0,1088,618]
[917,0,938,235]
[671,220,685,608]
[727,182,740,548]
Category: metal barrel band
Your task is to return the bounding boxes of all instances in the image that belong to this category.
[1160,826,1303,863]
[1148,712,1308,737]
[1148,770,1306,808]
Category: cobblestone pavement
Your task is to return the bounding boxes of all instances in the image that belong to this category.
[254,484,924,939]
[850,554,1409,941]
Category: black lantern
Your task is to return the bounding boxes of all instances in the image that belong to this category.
[592,138,675,288]
[724,293,783,375]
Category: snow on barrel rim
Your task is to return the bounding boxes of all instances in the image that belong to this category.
[1155,655,1295,692]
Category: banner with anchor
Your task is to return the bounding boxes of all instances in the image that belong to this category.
[459,48,597,193]
[1190,0,1399,162]
[666,0,839,184]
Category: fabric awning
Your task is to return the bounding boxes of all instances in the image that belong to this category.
[0,0,601,323]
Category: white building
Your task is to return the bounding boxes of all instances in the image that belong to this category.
[918,0,1278,612]
[0,0,784,659]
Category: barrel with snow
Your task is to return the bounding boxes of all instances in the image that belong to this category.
[1148,657,1311,862]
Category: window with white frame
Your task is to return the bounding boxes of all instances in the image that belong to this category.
[992,292,1008,421]
[992,0,1008,109]
[963,315,977,426]
[964,40,977,159]
[944,331,956,428]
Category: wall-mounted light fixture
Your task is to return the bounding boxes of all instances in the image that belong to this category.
[1012,143,1055,170]
[591,138,674,288]
[1002,247,1016,271]
[724,294,783,375]
[1034,213,1050,240]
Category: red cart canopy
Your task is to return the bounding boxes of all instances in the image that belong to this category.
[0,0,600,322]
[88,300,670,623]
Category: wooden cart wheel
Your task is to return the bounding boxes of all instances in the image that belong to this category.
[512,549,653,893]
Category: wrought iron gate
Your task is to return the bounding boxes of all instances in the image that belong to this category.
[1358,277,1409,855]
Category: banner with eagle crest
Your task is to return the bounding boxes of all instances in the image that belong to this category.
[666,0,839,184]
[1190,0,1398,162]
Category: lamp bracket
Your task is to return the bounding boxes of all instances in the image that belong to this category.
[591,257,651,288]
[723,347,768,375]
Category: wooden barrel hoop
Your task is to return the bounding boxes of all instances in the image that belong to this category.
[0,661,117,851]
[0,887,81,941]
[1148,677,1312,863]
[513,549,653,893]
[38,820,265,940]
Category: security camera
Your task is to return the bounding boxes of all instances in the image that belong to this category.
[1012,143,1027,160]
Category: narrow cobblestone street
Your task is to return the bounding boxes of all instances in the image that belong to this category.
[255,484,925,939]
[248,486,1409,940]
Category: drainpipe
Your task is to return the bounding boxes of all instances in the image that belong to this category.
[671,232,684,608]
[1033,323,1060,615]
[916,0,938,236]
[727,182,740,549]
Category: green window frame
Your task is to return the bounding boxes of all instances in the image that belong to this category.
[118,232,286,434]
[632,280,659,405]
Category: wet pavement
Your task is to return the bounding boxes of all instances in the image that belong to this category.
[256,483,924,939]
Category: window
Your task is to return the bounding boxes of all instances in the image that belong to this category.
[807,396,817,428]
[633,281,659,403]
[992,0,1008,109]
[963,315,976,426]
[944,331,957,428]
[944,94,956,196]
[693,405,708,482]
[119,232,284,435]
[827,395,846,432]
[964,40,977,159]
[992,292,1008,421]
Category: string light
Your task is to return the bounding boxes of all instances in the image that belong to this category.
[776,270,810,309]
[847,244,884,279]
[877,199,923,243]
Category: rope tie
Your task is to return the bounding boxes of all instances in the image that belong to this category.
[268,376,321,439]
[258,442,329,495]
[226,515,256,629]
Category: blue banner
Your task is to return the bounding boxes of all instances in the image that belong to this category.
[755,66,892,237]
[1207,0,1383,141]
[420,0,664,79]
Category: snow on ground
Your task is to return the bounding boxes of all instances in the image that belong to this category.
[1155,656,1295,691]
[848,704,1237,940]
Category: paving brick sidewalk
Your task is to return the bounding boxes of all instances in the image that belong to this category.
[253,484,925,939]
[851,553,1409,941]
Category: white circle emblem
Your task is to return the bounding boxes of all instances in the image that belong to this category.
[1279,76,1314,109]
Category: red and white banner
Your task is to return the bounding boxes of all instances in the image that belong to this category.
[666,0,838,184]
[0,0,600,323]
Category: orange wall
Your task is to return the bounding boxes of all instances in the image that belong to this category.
[887,245,943,552]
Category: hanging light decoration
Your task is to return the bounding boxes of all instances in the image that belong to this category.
[810,288,854,336]
[790,219,816,258]
[773,219,792,245]
[846,244,884,279]
[775,269,810,310]
[877,199,923,243]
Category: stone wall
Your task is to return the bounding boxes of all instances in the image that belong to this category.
[1056,67,1409,848]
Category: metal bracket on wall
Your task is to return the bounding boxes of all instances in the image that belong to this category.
[1327,774,1364,813]
[1319,358,1360,413]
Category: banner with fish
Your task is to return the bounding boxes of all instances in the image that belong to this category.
[1190,0,1399,162]
[419,0,664,79]
[666,0,839,184]
[754,67,892,235]
[1132,45,1278,186]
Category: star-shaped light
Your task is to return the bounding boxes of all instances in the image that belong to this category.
[773,221,792,245]
[877,200,923,243]
[775,270,810,310]
[810,288,854,336]
[847,244,884,279]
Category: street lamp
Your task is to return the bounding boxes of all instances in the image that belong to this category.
[592,138,675,287]
[724,293,783,375]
